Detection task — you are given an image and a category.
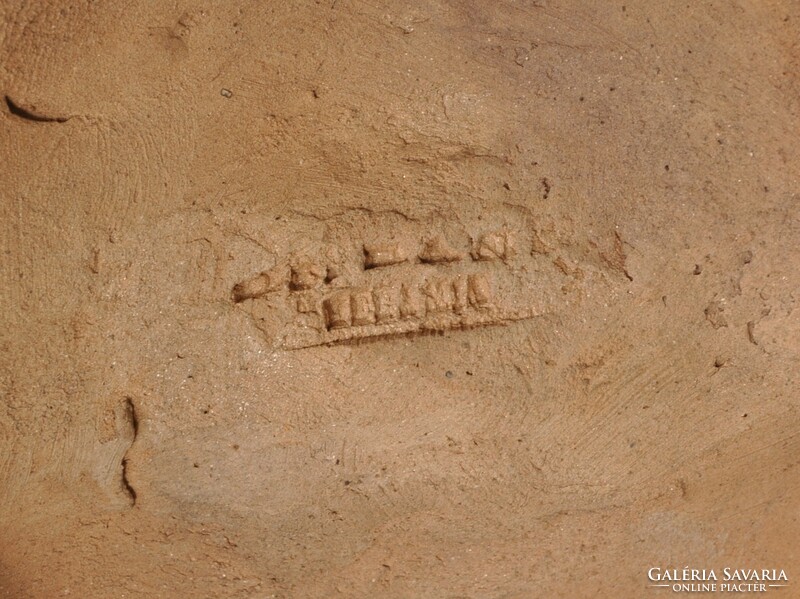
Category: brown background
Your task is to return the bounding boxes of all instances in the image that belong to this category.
[1,1,798,597]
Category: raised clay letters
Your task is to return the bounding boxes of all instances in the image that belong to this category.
[232,220,557,349]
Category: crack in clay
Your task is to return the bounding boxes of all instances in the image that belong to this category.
[120,397,139,506]
[5,95,70,123]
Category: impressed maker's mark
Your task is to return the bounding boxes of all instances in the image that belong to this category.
[232,218,561,349]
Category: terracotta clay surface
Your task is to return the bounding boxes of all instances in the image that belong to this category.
[1,2,799,597]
